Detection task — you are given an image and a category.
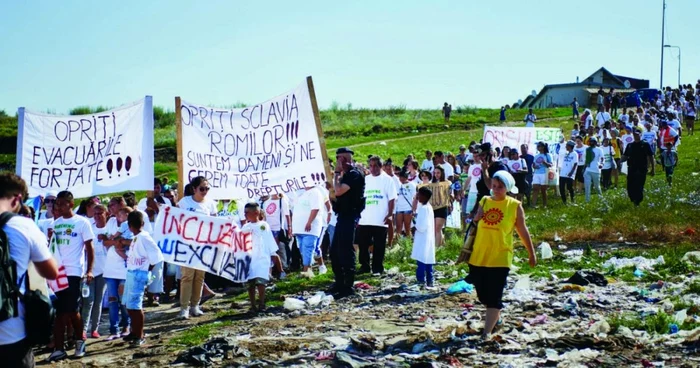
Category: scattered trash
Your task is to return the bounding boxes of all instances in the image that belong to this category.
[539,242,553,260]
[386,266,400,275]
[561,284,585,292]
[446,280,474,295]
[683,251,700,263]
[674,309,687,324]
[527,314,547,325]
[354,282,372,290]
[589,320,611,335]
[634,269,645,278]
[553,233,562,242]
[173,338,250,366]
[557,244,568,250]
[603,256,665,270]
[564,270,608,287]
[669,324,679,334]
[283,297,306,311]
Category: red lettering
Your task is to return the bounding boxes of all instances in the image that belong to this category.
[182,216,197,241]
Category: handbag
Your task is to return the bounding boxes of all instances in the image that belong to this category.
[456,220,477,264]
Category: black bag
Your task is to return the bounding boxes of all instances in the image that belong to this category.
[277,199,290,244]
[0,212,19,322]
[17,272,55,346]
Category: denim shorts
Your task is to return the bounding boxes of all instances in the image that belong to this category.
[124,269,150,310]
[296,234,318,267]
[396,210,412,215]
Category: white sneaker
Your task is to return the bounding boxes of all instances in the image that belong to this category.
[302,269,315,278]
[190,306,205,317]
[318,265,328,275]
[280,271,287,280]
[178,308,190,319]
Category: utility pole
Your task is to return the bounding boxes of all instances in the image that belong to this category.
[659,0,666,90]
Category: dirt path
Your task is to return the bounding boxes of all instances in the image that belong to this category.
[347,116,571,148]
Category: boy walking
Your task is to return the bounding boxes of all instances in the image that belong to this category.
[241,203,279,313]
[412,187,435,288]
[660,142,679,186]
[124,211,163,346]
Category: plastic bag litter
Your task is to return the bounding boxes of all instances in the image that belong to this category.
[539,242,553,260]
[675,309,688,324]
[283,297,306,311]
[307,292,325,307]
[589,320,611,335]
[602,256,665,270]
[387,266,400,275]
[683,251,700,263]
[446,280,474,295]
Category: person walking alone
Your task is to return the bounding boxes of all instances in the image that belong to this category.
[622,127,655,206]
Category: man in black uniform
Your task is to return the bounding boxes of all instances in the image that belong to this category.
[622,127,655,206]
[329,147,365,299]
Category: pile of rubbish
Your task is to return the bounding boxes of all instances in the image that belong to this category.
[174,251,700,367]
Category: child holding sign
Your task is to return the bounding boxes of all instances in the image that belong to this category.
[242,203,279,313]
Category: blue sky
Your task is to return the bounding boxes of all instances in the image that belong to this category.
[1,0,697,113]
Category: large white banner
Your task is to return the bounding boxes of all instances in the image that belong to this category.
[482,126,562,154]
[16,98,154,198]
[153,205,253,282]
[180,79,326,201]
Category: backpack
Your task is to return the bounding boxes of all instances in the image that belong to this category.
[0,212,19,322]
[0,211,55,345]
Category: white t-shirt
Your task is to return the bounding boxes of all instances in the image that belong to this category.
[396,181,417,213]
[621,134,635,152]
[668,119,681,131]
[126,231,164,272]
[262,197,290,231]
[618,114,629,124]
[359,173,398,227]
[585,147,604,173]
[595,112,611,127]
[91,223,109,277]
[37,218,53,238]
[467,164,481,193]
[177,196,218,216]
[559,151,578,179]
[52,215,94,277]
[574,146,587,166]
[241,221,278,281]
[421,159,434,173]
[38,211,53,221]
[317,185,331,226]
[507,158,526,174]
[411,203,435,265]
[440,163,455,179]
[583,115,593,129]
[524,113,536,127]
[103,217,127,280]
[602,146,616,170]
[641,131,658,147]
[291,188,325,237]
[0,216,51,345]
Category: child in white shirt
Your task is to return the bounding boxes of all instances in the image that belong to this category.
[124,211,163,346]
[241,203,279,313]
[412,187,436,288]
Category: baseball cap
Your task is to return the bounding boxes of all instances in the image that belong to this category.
[336,147,354,155]
[459,144,466,150]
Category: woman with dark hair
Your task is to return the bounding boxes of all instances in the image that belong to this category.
[506,149,528,201]
[430,166,450,246]
[184,184,195,197]
[176,176,218,319]
[407,161,420,183]
[418,170,432,185]
[531,142,553,208]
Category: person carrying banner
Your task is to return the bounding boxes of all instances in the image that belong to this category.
[329,148,365,299]
[0,173,58,368]
[176,176,218,319]
[49,190,95,361]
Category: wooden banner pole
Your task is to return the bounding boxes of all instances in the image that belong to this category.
[306,76,334,198]
[175,97,184,201]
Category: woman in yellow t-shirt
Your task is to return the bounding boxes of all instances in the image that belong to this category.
[469,171,537,340]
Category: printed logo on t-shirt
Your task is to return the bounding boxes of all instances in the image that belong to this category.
[625,137,633,143]
[535,157,544,164]
[483,207,504,226]
[472,168,482,177]
[365,190,384,205]
[265,203,278,215]
[512,163,521,170]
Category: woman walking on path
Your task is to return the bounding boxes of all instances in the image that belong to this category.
[469,171,536,340]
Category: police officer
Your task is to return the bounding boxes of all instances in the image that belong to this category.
[329,147,365,298]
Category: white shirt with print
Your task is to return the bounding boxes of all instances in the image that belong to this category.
[103,217,127,280]
[177,196,218,216]
[359,173,398,227]
[91,223,109,277]
[52,215,94,277]
[262,197,290,232]
[241,221,279,281]
[127,231,164,272]
[396,181,417,213]
[558,151,578,179]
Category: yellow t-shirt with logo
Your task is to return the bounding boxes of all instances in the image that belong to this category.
[469,196,520,268]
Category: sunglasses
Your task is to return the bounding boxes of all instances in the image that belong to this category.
[44,199,56,204]
[198,186,210,193]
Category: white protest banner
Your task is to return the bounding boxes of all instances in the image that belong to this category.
[482,126,562,154]
[16,97,154,198]
[177,78,329,201]
[153,205,253,282]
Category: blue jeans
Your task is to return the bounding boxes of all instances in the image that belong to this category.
[584,171,601,202]
[296,234,318,267]
[416,261,434,285]
[105,277,130,334]
[327,225,336,246]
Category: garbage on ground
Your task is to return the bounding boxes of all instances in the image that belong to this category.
[446,280,474,295]
[283,293,334,311]
[602,256,665,270]
[634,269,645,278]
[564,270,608,287]
[539,242,553,260]
[560,284,585,292]
[172,338,250,366]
